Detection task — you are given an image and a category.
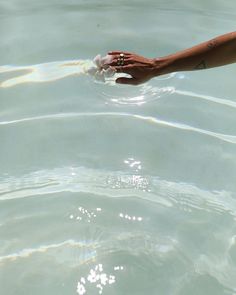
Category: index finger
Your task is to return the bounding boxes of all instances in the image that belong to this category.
[108,51,132,56]
[113,65,133,74]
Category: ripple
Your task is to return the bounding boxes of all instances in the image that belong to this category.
[0,239,97,264]
[0,167,235,217]
[1,112,236,145]
[175,89,236,109]
[101,74,177,106]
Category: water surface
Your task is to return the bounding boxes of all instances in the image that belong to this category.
[1,0,236,294]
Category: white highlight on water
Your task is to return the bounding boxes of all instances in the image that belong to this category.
[0,111,236,144]
[0,55,115,87]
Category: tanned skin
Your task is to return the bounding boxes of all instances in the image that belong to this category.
[106,32,236,85]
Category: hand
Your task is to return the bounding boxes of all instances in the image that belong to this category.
[106,51,167,85]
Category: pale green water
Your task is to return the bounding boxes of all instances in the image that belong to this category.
[1,0,236,294]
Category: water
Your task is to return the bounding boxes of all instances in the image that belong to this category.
[1,0,236,294]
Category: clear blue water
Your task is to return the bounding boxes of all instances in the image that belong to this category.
[1,1,236,294]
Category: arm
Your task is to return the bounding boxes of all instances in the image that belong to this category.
[107,31,236,85]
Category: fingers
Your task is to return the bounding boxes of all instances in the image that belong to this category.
[105,52,134,68]
[108,58,130,67]
[114,65,133,74]
[108,51,132,56]
[116,77,139,85]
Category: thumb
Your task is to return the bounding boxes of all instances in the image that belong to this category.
[116,77,138,85]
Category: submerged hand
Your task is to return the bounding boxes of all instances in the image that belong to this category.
[106,51,168,85]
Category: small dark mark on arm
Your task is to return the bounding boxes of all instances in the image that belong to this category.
[194,60,207,70]
[207,39,217,49]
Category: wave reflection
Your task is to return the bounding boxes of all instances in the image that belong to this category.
[102,74,177,106]
[1,112,236,144]
[0,60,94,88]
[0,239,97,264]
[0,166,234,216]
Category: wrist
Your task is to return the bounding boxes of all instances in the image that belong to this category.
[152,56,178,76]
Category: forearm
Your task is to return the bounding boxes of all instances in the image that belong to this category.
[107,32,236,85]
[155,31,236,75]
